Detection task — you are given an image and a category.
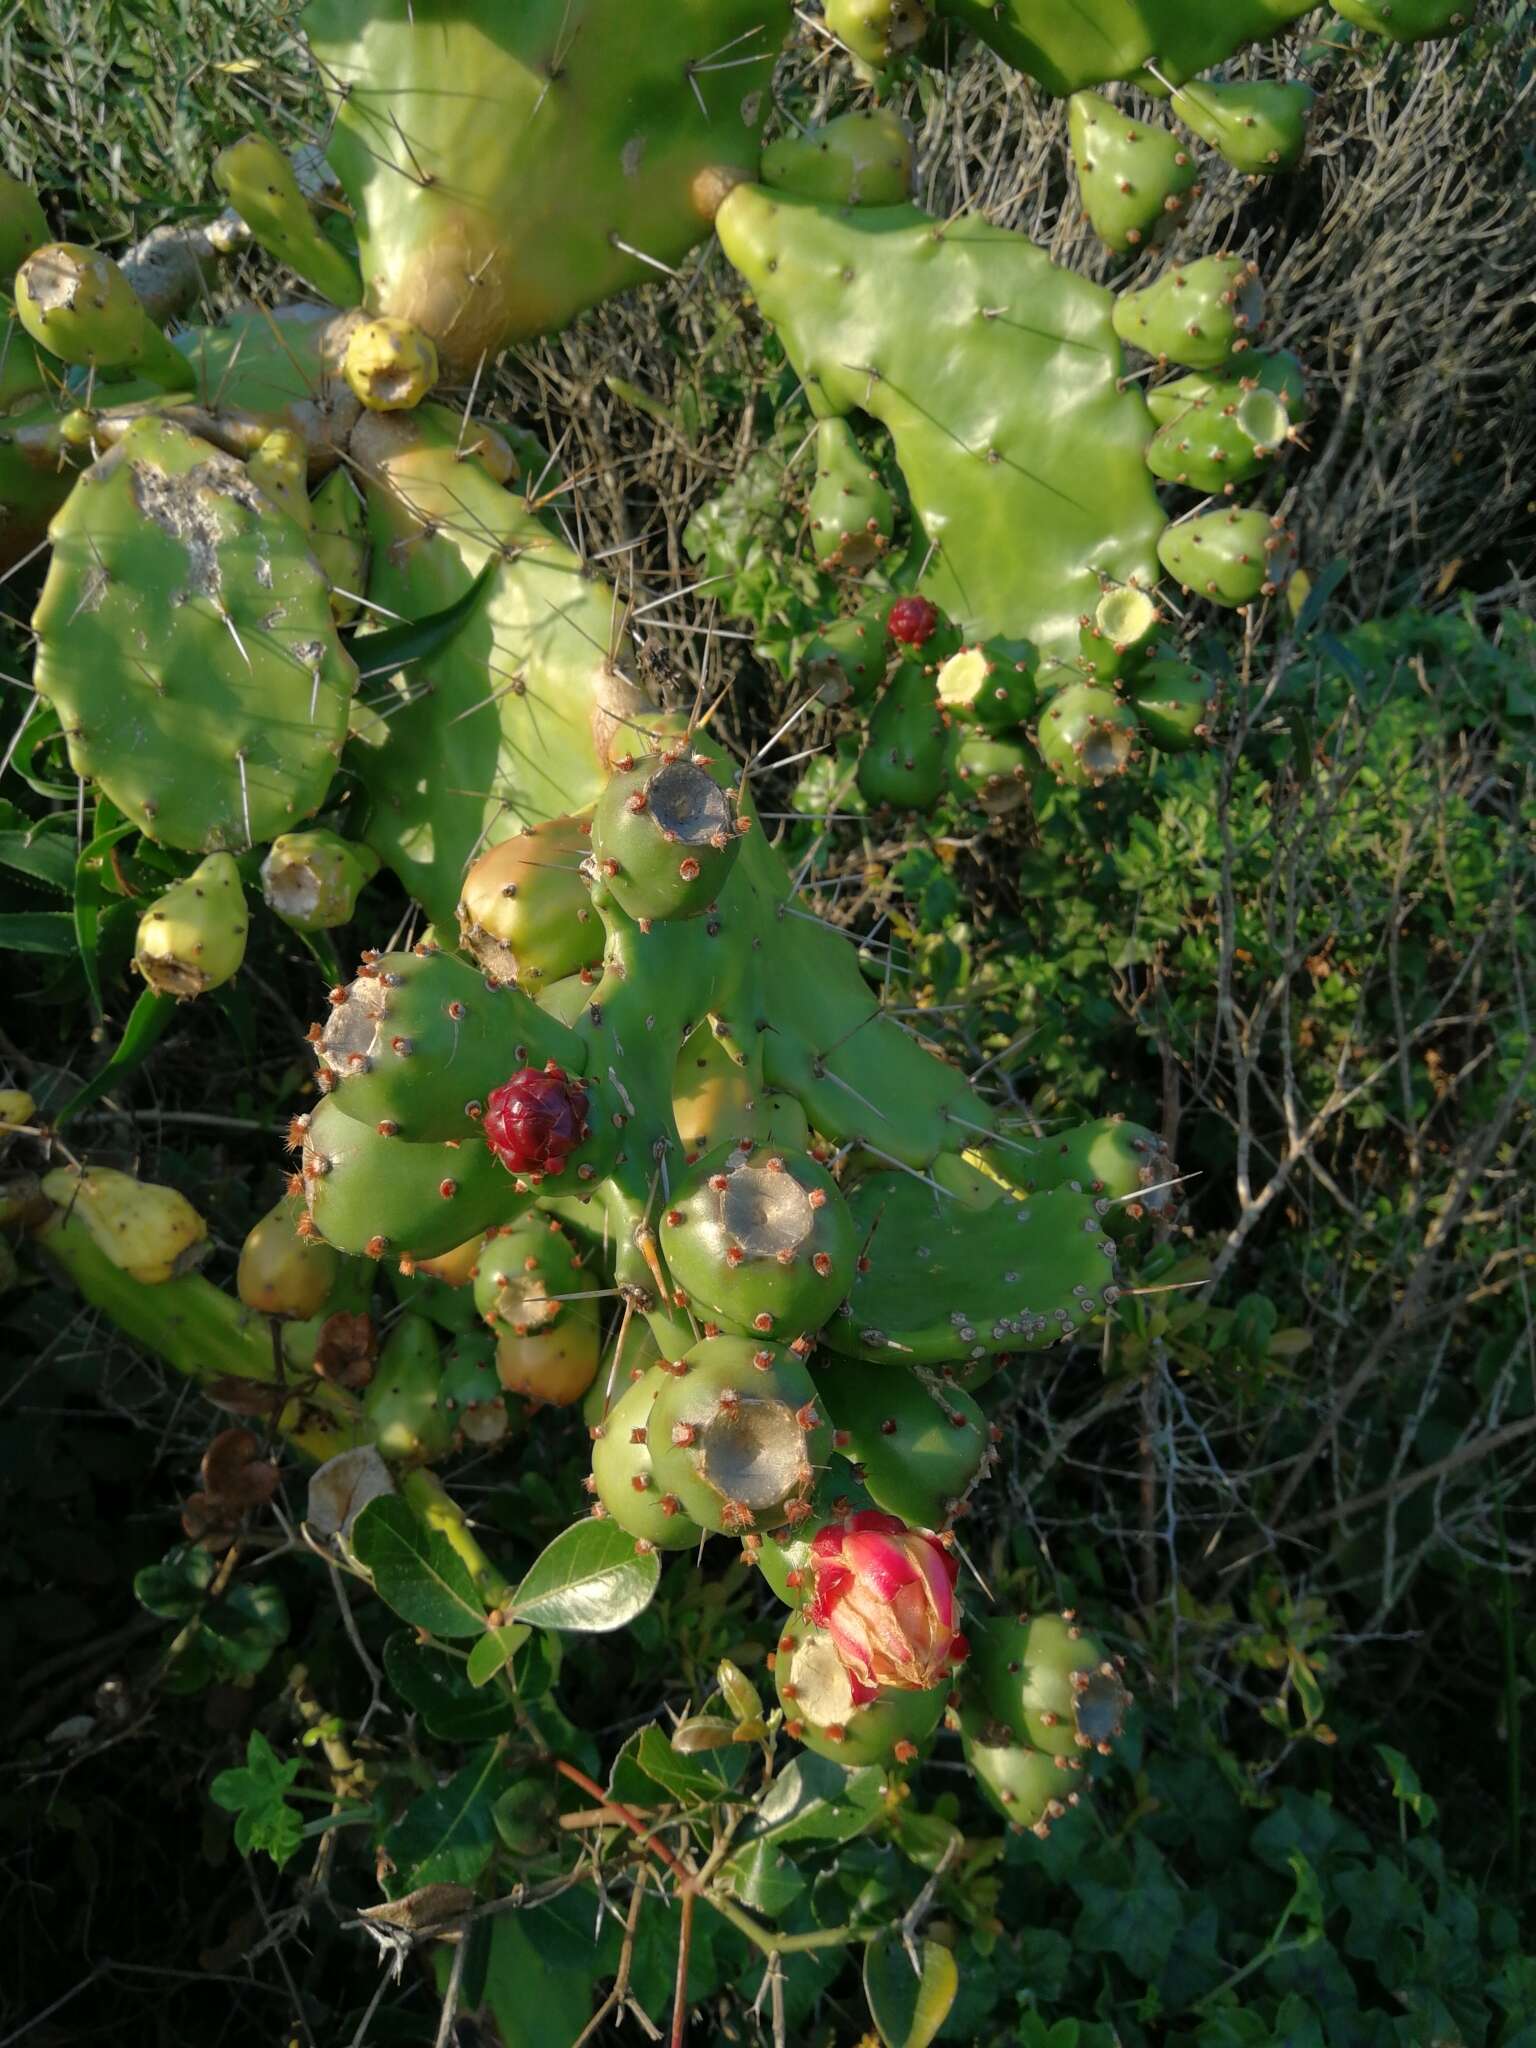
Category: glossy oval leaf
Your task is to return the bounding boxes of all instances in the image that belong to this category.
[383,1633,520,1742]
[352,1494,487,1638]
[506,1521,659,1633]
[863,1935,958,2048]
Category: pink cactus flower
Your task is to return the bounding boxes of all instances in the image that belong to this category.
[808,1509,968,1703]
[484,1062,589,1179]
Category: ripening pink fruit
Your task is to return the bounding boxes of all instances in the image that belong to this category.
[484,1063,590,1178]
[808,1508,968,1702]
[886,596,940,648]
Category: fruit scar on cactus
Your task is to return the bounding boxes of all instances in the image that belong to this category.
[808,1509,969,1701]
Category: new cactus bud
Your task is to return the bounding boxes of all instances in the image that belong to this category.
[0,168,48,283]
[857,659,948,809]
[804,608,889,706]
[134,853,248,999]
[1035,683,1139,787]
[589,1360,705,1549]
[484,1065,591,1182]
[659,1141,856,1339]
[823,0,930,65]
[590,751,744,922]
[773,1607,948,1767]
[968,1610,1131,1755]
[935,636,1038,731]
[1127,658,1218,752]
[456,818,602,990]
[807,1507,969,1699]
[40,1165,209,1286]
[261,831,380,931]
[440,1329,509,1443]
[646,1335,830,1535]
[1112,254,1265,371]
[806,417,895,570]
[343,317,439,413]
[364,1311,452,1464]
[887,596,941,649]
[1328,0,1469,41]
[1170,79,1315,176]
[238,1192,341,1319]
[958,1706,1084,1835]
[952,734,1031,816]
[309,467,368,624]
[246,427,312,528]
[763,109,915,208]
[1068,92,1200,253]
[211,133,364,309]
[1018,1115,1177,1234]
[474,1214,585,1336]
[1158,508,1297,606]
[15,244,194,389]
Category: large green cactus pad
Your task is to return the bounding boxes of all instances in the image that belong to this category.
[304,0,791,372]
[931,0,1314,94]
[715,186,1164,669]
[821,1170,1117,1365]
[347,406,646,926]
[31,416,355,852]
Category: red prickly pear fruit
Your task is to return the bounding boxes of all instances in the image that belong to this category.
[886,595,940,648]
[483,1063,590,1179]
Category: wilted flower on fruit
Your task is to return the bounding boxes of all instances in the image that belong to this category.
[808,1509,968,1702]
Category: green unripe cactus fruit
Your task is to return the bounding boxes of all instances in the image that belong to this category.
[343,316,439,412]
[814,1359,992,1527]
[660,1142,857,1341]
[0,170,49,284]
[1076,584,1161,684]
[317,942,583,1144]
[261,831,380,931]
[823,1170,1117,1369]
[931,0,1316,96]
[672,1022,755,1158]
[824,0,930,64]
[309,467,368,623]
[246,427,313,528]
[31,416,356,853]
[1014,1115,1177,1232]
[1112,253,1264,370]
[935,637,1038,731]
[39,1165,208,1285]
[300,1095,520,1261]
[15,244,195,389]
[1127,658,1217,751]
[646,1336,829,1536]
[590,749,745,922]
[952,733,1031,815]
[496,1304,601,1408]
[1145,382,1296,492]
[775,1608,947,1767]
[1146,348,1308,429]
[804,608,888,706]
[440,1328,510,1444]
[857,660,948,808]
[958,1705,1087,1834]
[1328,0,1470,40]
[1068,93,1200,253]
[238,1192,341,1319]
[590,1361,708,1550]
[212,133,363,309]
[1035,682,1139,787]
[365,1311,453,1464]
[456,818,602,990]
[1170,79,1314,175]
[1157,507,1297,605]
[763,110,914,208]
[134,852,249,999]
[968,1610,1131,1755]
[473,1213,586,1337]
[806,417,895,570]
